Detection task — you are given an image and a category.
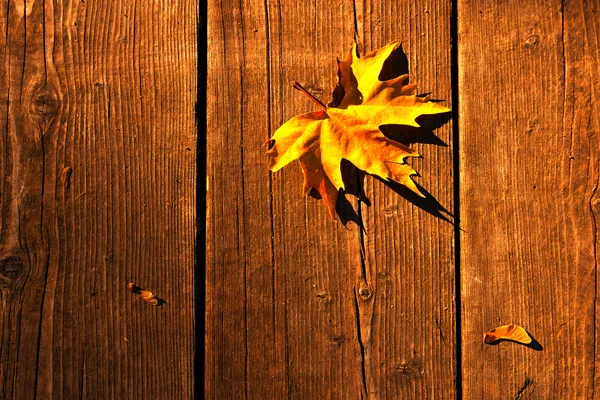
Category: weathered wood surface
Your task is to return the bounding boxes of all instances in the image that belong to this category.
[206,0,455,398]
[459,0,600,398]
[0,1,196,398]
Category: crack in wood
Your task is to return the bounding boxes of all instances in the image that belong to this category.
[353,291,368,399]
[352,195,375,399]
[589,183,599,390]
[514,377,533,400]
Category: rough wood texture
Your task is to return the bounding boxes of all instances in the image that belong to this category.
[459,0,600,398]
[354,1,456,398]
[0,1,196,398]
[206,0,455,398]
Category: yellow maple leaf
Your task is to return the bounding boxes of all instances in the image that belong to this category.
[266,41,450,219]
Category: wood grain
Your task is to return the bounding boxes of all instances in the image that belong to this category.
[458,0,600,398]
[206,2,359,398]
[0,1,196,398]
[353,1,456,398]
[206,0,455,398]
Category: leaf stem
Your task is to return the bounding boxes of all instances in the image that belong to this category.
[291,81,327,110]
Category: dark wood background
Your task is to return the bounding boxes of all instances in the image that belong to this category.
[207,0,600,399]
[0,1,196,398]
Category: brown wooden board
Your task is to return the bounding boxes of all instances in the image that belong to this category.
[206,0,455,398]
[353,1,456,398]
[458,0,600,398]
[0,1,196,398]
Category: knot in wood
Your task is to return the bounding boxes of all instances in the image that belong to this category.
[30,87,60,125]
[358,286,372,300]
[0,255,25,281]
[328,335,345,345]
[524,34,540,50]
[316,291,331,301]
[393,360,423,376]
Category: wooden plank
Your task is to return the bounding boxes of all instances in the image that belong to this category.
[353,1,456,398]
[459,0,600,397]
[0,1,196,398]
[206,1,360,398]
[207,0,455,398]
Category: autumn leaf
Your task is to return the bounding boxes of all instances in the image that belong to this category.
[127,282,161,306]
[484,324,533,345]
[266,41,450,219]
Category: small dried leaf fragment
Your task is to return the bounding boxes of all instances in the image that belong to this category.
[484,324,532,345]
[61,167,73,189]
[140,289,159,305]
[127,282,160,306]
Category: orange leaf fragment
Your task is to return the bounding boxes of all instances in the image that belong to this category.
[484,324,532,345]
[61,167,73,189]
[127,282,160,306]
[266,41,449,219]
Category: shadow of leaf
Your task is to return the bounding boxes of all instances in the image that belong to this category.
[336,189,363,227]
[379,179,454,224]
[379,43,409,81]
[485,330,544,351]
[380,113,451,147]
